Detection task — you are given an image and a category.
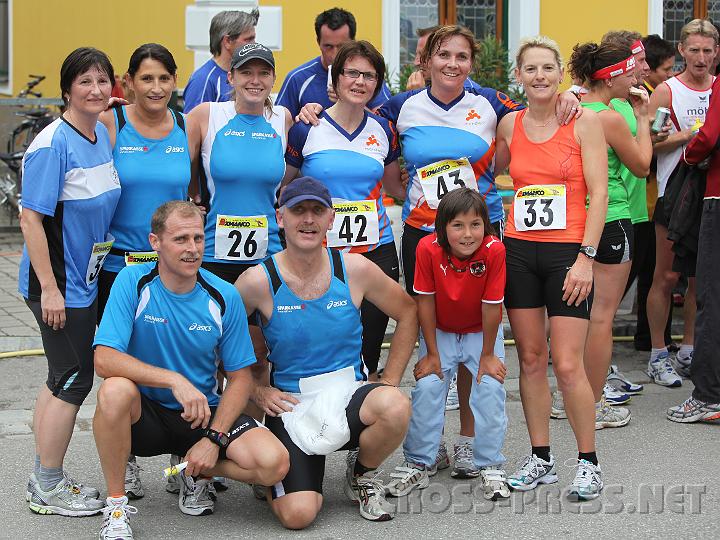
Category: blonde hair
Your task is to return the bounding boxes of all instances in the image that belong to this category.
[516,35,563,69]
[680,19,719,46]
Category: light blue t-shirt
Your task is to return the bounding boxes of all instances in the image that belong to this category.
[104,106,190,273]
[94,263,255,409]
[18,118,121,307]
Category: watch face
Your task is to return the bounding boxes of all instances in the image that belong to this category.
[219,434,230,447]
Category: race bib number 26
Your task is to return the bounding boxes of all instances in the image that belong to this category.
[513,185,567,232]
[214,215,269,261]
[417,158,477,209]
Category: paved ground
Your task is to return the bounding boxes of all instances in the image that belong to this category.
[0,224,716,539]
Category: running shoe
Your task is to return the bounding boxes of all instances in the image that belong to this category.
[550,390,567,419]
[385,461,429,497]
[671,353,693,378]
[566,459,603,501]
[251,484,267,501]
[344,453,393,521]
[429,441,450,476]
[450,442,480,479]
[178,475,214,516]
[508,454,558,491]
[595,397,631,429]
[212,476,229,492]
[124,457,144,500]
[27,472,100,503]
[607,365,644,394]
[667,396,720,423]
[99,496,138,540]
[166,455,180,494]
[603,383,632,405]
[27,477,104,516]
[479,467,510,501]
[647,352,682,387]
[445,373,459,411]
[346,448,359,468]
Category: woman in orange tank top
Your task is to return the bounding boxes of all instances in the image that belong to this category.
[494,36,608,500]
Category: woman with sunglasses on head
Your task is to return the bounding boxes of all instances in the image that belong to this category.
[495,36,608,500]
[283,40,405,382]
[19,47,120,517]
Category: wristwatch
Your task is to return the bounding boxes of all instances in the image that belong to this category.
[579,245,597,260]
[203,428,230,449]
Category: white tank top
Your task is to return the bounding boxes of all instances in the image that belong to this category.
[656,76,713,197]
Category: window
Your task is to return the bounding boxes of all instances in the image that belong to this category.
[663,0,719,69]
[0,0,8,86]
[399,0,502,66]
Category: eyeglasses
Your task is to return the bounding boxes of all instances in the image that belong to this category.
[340,68,379,82]
[446,256,486,277]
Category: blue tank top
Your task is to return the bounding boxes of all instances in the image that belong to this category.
[261,249,365,392]
[200,101,287,266]
[104,106,190,273]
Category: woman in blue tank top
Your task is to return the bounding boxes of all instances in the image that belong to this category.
[97,44,192,319]
[188,43,292,285]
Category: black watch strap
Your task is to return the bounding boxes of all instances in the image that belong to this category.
[203,428,230,448]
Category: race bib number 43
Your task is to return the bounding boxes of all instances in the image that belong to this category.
[513,185,567,231]
[327,200,380,248]
[417,158,477,209]
[214,215,269,261]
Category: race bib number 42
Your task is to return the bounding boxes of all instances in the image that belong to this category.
[214,215,269,261]
[327,200,380,248]
[513,185,567,231]
[86,239,114,285]
[417,158,477,209]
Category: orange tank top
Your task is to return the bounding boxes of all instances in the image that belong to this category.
[505,109,587,243]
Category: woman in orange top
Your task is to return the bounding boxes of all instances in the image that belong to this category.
[495,36,608,500]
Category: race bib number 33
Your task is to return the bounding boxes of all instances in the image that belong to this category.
[327,200,379,248]
[417,158,477,209]
[513,185,566,231]
[214,215,269,261]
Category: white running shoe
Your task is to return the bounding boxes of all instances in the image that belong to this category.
[99,496,138,540]
[429,441,450,476]
[27,477,104,517]
[385,461,429,497]
[450,442,480,479]
[550,390,567,419]
[124,457,144,500]
[647,352,682,387]
[165,455,180,494]
[567,459,603,501]
[344,450,393,521]
[607,365,643,394]
[667,396,720,423]
[178,475,214,516]
[445,373,459,410]
[595,397,631,429]
[479,467,510,500]
[508,454,558,491]
[27,472,100,503]
[603,383,632,405]
[671,353,692,378]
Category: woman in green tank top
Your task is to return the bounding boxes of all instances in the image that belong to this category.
[568,42,652,426]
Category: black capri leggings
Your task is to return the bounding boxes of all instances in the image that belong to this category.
[358,242,400,375]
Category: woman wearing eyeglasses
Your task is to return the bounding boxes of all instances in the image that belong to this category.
[283,40,405,382]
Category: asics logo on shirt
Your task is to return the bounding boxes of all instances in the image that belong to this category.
[326,299,348,310]
[143,314,168,324]
[165,145,185,153]
[118,146,149,153]
[365,135,380,146]
[188,322,213,332]
[224,129,246,137]
[611,244,622,250]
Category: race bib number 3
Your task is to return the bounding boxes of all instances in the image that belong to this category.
[86,239,113,285]
[125,251,158,266]
[214,215,269,261]
[417,158,477,209]
[327,200,380,248]
[513,185,567,232]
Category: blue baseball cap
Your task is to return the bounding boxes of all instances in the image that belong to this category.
[279,177,333,208]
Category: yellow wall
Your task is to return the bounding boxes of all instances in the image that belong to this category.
[5,0,383,97]
[540,0,648,89]
[260,0,383,92]
[8,0,195,97]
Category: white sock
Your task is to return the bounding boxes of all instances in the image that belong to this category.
[650,347,667,363]
[678,345,693,361]
[107,495,127,505]
[455,435,473,446]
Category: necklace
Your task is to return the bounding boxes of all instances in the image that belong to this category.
[528,114,554,128]
[446,255,486,276]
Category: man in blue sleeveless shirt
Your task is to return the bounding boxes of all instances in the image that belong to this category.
[236,177,417,528]
[92,201,289,540]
